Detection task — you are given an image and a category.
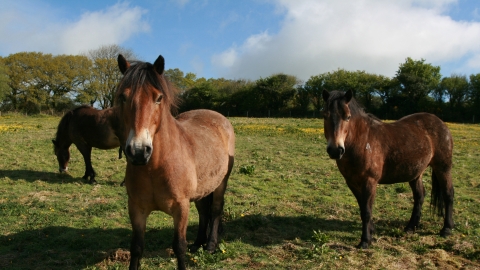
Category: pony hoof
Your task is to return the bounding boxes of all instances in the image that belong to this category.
[120,180,126,187]
[188,244,202,253]
[205,244,217,254]
[440,228,452,237]
[89,179,98,185]
[357,242,370,249]
[404,227,416,234]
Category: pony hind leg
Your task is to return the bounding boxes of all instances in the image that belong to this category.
[405,176,425,233]
[190,193,213,252]
[205,157,233,253]
[431,167,454,237]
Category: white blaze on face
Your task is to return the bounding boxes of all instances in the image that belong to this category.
[126,128,152,155]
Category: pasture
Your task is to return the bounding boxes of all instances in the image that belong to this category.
[0,113,479,269]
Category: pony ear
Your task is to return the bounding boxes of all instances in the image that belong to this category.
[153,55,165,75]
[344,90,353,103]
[117,54,130,74]
[322,90,330,102]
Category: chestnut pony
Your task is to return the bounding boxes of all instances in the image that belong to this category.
[322,90,454,249]
[115,54,235,270]
[52,105,122,184]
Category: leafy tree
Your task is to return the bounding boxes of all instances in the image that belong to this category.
[250,74,299,115]
[394,57,441,114]
[469,73,480,121]
[0,57,11,106]
[83,44,137,108]
[304,70,389,115]
[3,52,46,112]
[439,74,469,121]
[303,73,328,113]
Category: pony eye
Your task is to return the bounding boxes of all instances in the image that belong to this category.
[346,115,351,121]
[119,94,127,103]
[155,95,163,105]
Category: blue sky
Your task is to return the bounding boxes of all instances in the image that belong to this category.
[1,0,480,81]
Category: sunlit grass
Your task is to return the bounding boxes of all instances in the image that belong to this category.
[0,114,479,269]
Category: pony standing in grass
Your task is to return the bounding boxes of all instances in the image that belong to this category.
[116,54,235,270]
[53,105,123,184]
[322,90,454,249]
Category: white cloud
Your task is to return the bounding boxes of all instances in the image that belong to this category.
[0,2,150,56]
[212,0,480,80]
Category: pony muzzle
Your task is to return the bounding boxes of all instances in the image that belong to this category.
[326,144,345,160]
[125,143,153,165]
[125,129,153,165]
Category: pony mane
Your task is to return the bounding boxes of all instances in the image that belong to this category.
[326,90,380,122]
[117,61,180,114]
[54,109,74,144]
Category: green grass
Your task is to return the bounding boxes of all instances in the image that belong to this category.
[0,114,480,269]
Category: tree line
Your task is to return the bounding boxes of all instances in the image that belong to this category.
[1,45,480,122]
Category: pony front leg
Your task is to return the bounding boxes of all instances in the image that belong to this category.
[128,201,149,270]
[172,200,190,270]
[351,180,377,249]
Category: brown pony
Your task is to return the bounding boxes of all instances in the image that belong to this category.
[53,105,123,184]
[115,54,235,270]
[322,90,454,249]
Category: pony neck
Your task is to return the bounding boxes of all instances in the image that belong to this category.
[345,115,370,149]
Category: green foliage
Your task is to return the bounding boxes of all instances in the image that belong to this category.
[0,57,11,104]
[239,164,255,175]
[394,57,441,115]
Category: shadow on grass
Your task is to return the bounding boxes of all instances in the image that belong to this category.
[0,169,74,183]
[0,215,358,269]
[0,169,124,186]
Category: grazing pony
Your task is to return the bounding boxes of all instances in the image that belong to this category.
[115,54,235,270]
[322,90,454,249]
[53,105,122,184]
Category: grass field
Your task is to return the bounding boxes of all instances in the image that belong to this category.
[0,113,479,269]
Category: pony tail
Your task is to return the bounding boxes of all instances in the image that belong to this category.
[430,170,445,217]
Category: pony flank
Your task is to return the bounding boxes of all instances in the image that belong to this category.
[52,105,122,184]
[116,54,235,270]
[322,90,454,249]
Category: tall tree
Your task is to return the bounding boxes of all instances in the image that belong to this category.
[440,74,469,121]
[394,57,441,114]
[0,57,11,105]
[83,44,137,108]
[469,73,480,121]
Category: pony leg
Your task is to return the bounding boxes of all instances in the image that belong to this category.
[205,158,233,253]
[128,201,149,270]
[205,182,227,253]
[190,194,213,252]
[432,169,455,237]
[350,179,377,249]
[405,176,425,233]
[172,200,190,270]
[77,144,96,184]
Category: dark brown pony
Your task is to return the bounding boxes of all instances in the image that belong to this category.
[115,54,235,270]
[53,105,122,184]
[322,90,454,249]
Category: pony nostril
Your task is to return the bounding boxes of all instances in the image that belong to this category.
[145,145,152,157]
[339,147,345,156]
